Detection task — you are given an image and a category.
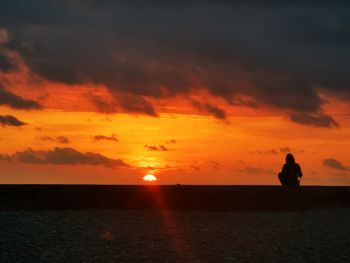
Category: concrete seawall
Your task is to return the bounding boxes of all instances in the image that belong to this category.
[1,185,350,211]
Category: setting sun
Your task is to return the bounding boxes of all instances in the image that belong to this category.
[143,174,157,182]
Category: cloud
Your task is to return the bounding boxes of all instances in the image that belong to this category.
[0,147,128,168]
[89,93,157,116]
[0,114,26,126]
[56,136,69,144]
[256,149,278,155]
[37,136,54,142]
[0,84,41,110]
[290,112,339,128]
[88,94,117,114]
[192,100,227,120]
[165,139,176,144]
[0,52,15,72]
[116,93,158,117]
[211,161,220,170]
[0,28,10,44]
[93,134,118,142]
[1,2,350,124]
[240,166,274,175]
[323,158,350,171]
[36,136,70,144]
[144,144,168,151]
[280,147,291,154]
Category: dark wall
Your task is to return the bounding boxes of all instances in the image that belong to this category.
[1,185,350,211]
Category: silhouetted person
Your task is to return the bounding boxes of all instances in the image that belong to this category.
[278,153,302,186]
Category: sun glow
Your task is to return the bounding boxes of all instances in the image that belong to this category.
[143,174,157,182]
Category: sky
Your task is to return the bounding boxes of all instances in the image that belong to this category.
[0,1,349,185]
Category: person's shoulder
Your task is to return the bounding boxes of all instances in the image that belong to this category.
[295,163,301,168]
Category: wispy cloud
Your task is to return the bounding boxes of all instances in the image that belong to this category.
[192,100,227,120]
[323,158,350,171]
[93,134,118,143]
[36,136,70,144]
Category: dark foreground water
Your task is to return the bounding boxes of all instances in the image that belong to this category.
[1,209,350,263]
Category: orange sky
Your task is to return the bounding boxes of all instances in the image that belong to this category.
[1,2,350,185]
[1,100,349,185]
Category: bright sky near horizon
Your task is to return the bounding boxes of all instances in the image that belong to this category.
[0,1,350,185]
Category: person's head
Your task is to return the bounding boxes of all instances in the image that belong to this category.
[285,153,295,164]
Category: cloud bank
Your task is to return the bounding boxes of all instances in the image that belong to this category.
[1,1,349,124]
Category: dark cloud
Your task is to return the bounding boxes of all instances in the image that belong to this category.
[1,1,350,124]
[0,147,128,168]
[229,96,258,108]
[36,136,70,144]
[0,84,41,110]
[192,100,227,120]
[166,139,176,144]
[290,112,339,128]
[116,93,158,117]
[323,158,349,171]
[88,95,117,114]
[144,144,168,151]
[89,93,157,116]
[0,114,26,126]
[0,29,15,72]
[93,134,118,142]
[0,52,15,72]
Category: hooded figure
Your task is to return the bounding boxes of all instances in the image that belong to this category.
[278,153,303,186]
